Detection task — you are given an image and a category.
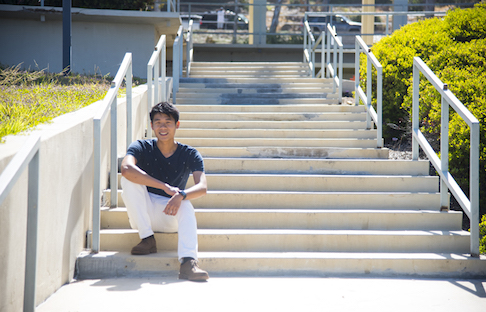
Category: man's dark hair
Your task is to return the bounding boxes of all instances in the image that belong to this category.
[150,102,180,123]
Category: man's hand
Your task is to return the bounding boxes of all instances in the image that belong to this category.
[163,192,183,216]
[165,184,180,196]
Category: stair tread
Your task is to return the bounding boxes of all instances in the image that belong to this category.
[100,228,469,235]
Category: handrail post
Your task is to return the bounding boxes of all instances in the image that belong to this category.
[162,38,166,101]
[338,41,343,104]
[303,22,307,63]
[326,26,331,78]
[412,61,419,160]
[126,61,132,147]
[154,56,160,105]
[376,65,383,147]
[333,34,337,93]
[366,56,372,129]
[172,36,179,104]
[321,31,324,78]
[355,37,360,106]
[92,119,101,253]
[147,62,153,139]
[470,122,480,257]
[110,89,118,208]
[186,20,193,77]
[440,95,449,210]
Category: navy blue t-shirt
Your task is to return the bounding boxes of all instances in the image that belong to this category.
[126,139,204,198]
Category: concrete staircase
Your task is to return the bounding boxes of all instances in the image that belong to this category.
[76,62,485,278]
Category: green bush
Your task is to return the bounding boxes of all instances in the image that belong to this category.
[481,214,486,254]
[362,3,486,222]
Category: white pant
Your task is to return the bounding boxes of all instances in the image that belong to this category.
[121,177,198,261]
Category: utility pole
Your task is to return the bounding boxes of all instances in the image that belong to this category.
[63,0,72,74]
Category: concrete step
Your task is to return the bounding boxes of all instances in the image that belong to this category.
[189,68,310,74]
[98,229,469,254]
[190,62,310,68]
[188,74,312,78]
[179,138,380,148]
[176,129,377,139]
[101,208,463,231]
[176,93,338,100]
[105,190,441,210]
[76,251,486,278]
[175,104,365,113]
[178,112,365,121]
[184,174,439,192]
[179,77,333,84]
[178,82,334,89]
[175,97,340,105]
[179,120,370,129]
[115,173,438,193]
[203,158,431,175]
[194,146,387,158]
[177,87,334,94]
[114,158,429,176]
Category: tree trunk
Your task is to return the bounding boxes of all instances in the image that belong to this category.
[269,0,283,34]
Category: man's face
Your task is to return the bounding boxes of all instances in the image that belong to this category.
[151,113,179,142]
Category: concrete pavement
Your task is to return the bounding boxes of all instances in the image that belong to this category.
[36,275,486,312]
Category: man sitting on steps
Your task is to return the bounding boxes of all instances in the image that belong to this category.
[120,101,209,281]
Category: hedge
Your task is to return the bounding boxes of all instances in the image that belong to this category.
[360,3,486,224]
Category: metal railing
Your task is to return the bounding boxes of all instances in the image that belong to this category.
[180,2,470,45]
[92,53,133,253]
[186,20,194,77]
[172,25,184,104]
[303,20,318,76]
[412,57,480,257]
[303,20,343,103]
[0,134,40,312]
[147,35,167,138]
[167,0,179,13]
[355,36,383,148]
[325,23,343,104]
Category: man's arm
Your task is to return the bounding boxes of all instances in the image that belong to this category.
[163,171,207,216]
[120,154,179,196]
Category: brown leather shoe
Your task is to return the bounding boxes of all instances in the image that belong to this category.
[131,235,157,255]
[179,259,209,281]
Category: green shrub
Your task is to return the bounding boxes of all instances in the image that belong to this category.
[362,3,486,218]
[360,17,451,140]
[481,214,486,254]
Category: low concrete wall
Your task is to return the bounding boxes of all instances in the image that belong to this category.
[0,85,148,312]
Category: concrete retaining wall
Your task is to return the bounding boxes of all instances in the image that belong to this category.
[0,85,148,311]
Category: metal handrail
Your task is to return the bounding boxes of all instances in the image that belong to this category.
[147,35,167,138]
[303,20,316,75]
[92,53,133,253]
[167,0,179,12]
[355,36,383,148]
[303,19,343,103]
[172,25,184,104]
[0,134,40,312]
[412,57,480,257]
[186,20,194,77]
[326,23,343,104]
